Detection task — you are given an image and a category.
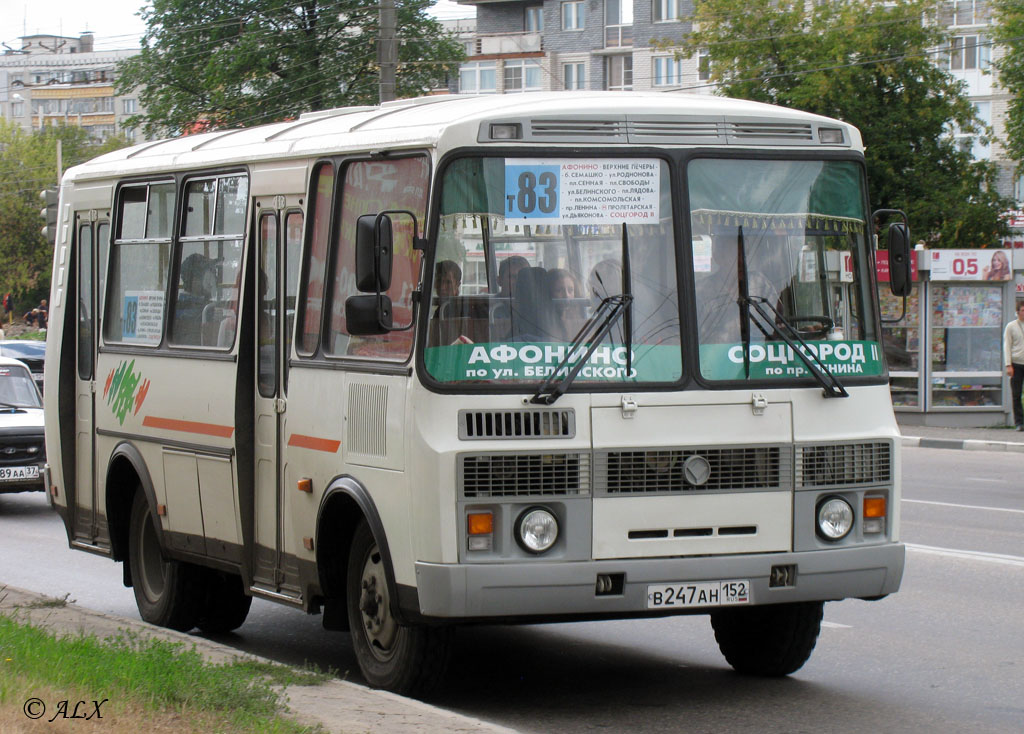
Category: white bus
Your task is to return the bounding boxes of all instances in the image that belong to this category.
[44,92,909,695]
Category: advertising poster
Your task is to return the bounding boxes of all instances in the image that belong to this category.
[929,249,1012,281]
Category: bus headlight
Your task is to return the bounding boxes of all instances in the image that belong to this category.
[515,507,559,554]
[816,497,854,541]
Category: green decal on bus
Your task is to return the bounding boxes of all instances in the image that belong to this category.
[425,342,683,383]
[698,340,883,380]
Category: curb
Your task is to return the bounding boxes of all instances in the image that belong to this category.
[0,584,517,734]
[900,435,1024,453]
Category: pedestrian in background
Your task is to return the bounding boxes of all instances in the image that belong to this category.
[1003,301,1024,431]
[2,292,12,325]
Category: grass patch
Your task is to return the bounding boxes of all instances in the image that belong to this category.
[6,330,46,341]
[0,614,327,733]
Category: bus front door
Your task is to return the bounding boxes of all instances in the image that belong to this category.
[72,217,105,546]
[252,204,303,596]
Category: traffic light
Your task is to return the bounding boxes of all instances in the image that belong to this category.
[40,188,59,246]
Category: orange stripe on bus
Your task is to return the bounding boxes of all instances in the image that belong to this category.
[142,416,236,438]
[288,433,341,453]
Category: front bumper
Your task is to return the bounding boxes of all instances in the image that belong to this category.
[414,543,904,619]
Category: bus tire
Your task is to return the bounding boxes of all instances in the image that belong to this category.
[127,491,202,632]
[346,520,452,696]
[196,569,252,633]
[710,600,824,677]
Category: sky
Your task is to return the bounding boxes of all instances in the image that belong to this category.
[0,1,474,53]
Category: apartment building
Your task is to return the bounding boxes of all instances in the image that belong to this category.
[454,0,710,95]
[0,33,145,143]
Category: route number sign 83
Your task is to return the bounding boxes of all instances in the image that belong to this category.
[505,165,560,218]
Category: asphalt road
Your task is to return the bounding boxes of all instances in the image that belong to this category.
[1,445,1022,733]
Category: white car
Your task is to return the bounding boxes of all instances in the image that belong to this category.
[0,356,45,493]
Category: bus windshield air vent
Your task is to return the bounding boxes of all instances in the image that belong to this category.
[627,119,726,144]
[459,409,575,440]
[459,452,591,497]
[726,121,814,144]
[528,119,627,141]
[796,441,892,488]
[595,446,787,494]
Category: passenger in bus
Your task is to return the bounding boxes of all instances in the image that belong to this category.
[498,256,529,299]
[431,260,472,345]
[510,266,551,342]
[588,259,622,303]
[492,255,530,339]
[174,252,218,345]
[435,260,462,300]
[547,268,586,342]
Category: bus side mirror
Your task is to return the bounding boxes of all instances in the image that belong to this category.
[355,214,393,293]
[346,294,393,335]
[887,223,912,298]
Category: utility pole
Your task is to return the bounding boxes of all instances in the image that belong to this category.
[378,0,397,103]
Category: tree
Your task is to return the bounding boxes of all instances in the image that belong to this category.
[115,0,465,138]
[659,0,1011,247]
[0,121,129,305]
[992,0,1024,172]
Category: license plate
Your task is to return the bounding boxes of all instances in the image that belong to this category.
[646,580,750,609]
[0,466,40,482]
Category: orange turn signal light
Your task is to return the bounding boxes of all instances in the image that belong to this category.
[467,512,494,536]
[863,497,887,518]
[297,477,313,493]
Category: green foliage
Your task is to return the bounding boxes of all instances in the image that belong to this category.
[0,121,129,304]
[0,614,324,732]
[115,0,466,137]
[662,0,1011,247]
[992,0,1024,172]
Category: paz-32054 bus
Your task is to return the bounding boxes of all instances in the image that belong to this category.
[44,92,909,695]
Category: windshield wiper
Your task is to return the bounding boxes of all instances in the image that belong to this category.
[742,295,849,399]
[529,294,634,405]
[0,401,26,411]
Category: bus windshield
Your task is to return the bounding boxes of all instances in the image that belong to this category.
[425,156,682,386]
[689,158,882,382]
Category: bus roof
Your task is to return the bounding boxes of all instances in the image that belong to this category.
[65,92,862,183]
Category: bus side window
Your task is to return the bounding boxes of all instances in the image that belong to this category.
[284,211,303,374]
[77,222,93,380]
[297,163,334,355]
[104,183,174,346]
[257,212,278,398]
[170,175,247,348]
[324,156,429,360]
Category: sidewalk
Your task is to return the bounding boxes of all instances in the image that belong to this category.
[0,585,516,734]
[896,416,1024,453]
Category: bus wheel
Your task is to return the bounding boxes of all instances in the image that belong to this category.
[710,600,824,676]
[346,521,452,696]
[127,491,201,632]
[196,569,252,633]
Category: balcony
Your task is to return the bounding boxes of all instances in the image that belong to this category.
[605,24,633,49]
[473,32,542,56]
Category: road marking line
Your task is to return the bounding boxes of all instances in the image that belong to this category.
[902,498,1024,515]
[821,621,851,629]
[906,543,1024,567]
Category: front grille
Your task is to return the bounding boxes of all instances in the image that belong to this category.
[0,434,45,465]
[797,442,891,487]
[460,452,590,497]
[596,446,784,493]
[459,409,575,440]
